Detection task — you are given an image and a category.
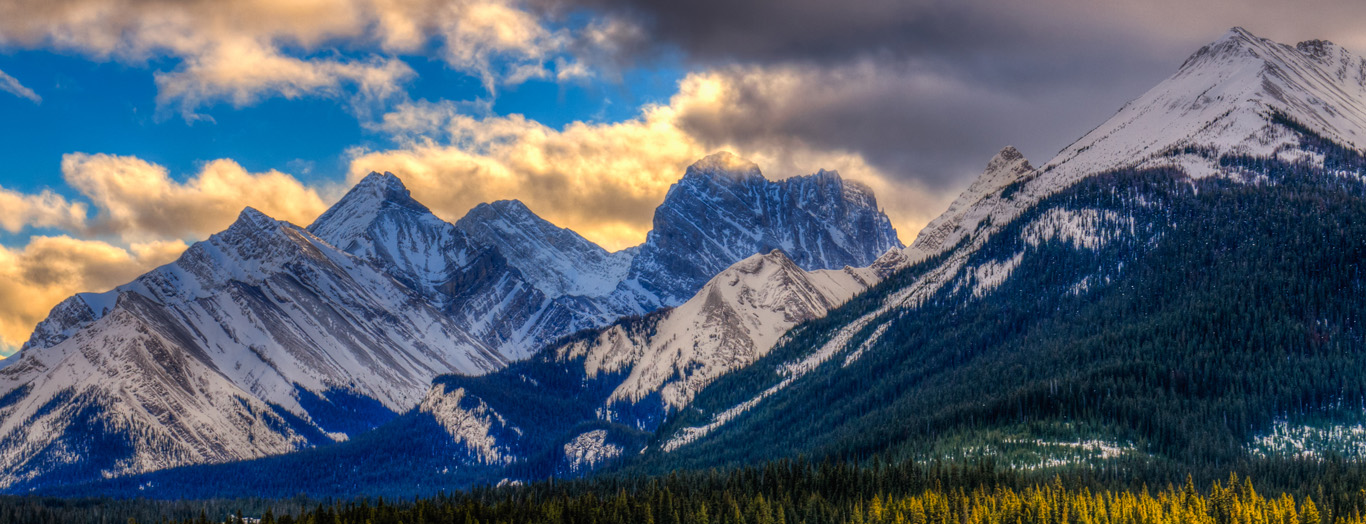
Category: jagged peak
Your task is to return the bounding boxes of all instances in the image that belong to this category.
[1295,38,1350,63]
[455,199,563,237]
[983,146,1034,181]
[685,152,764,183]
[307,171,437,241]
[1221,26,1259,44]
[355,170,406,190]
[720,249,800,276]
[228,206,281,233]
[466,199,535,220]
[1179,26,1274,71]
[345,171,423,209]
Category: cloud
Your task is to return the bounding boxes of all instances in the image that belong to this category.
[0,235,187,349]
[549,0,1366,67]
[0,0,607,118]
[0,187,87,233]
[530,0,1366,193]
[0,68,40,103]
[154,43,415,120]
[352,71,958,251]
[60,153,331,241]
[353,98,706,250]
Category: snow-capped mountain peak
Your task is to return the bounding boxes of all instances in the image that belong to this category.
[308,172,439,247]
[454,200,631,298]
[559,249,886,416]
[1041,26,1366,187]
[903,28,1366,269]
[908,146,1036,259]
[228,206,283,234]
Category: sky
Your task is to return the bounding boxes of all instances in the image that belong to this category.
[1,0,1366,356]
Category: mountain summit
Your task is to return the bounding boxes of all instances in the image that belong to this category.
[683,151,765,183]
[1042,26,1366,187]
[625,154,902,307]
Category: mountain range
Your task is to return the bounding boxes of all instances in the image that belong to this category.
[0,155,901,491]
[8,26,1366,498]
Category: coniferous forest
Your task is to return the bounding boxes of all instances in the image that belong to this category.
[11,459,1366,524]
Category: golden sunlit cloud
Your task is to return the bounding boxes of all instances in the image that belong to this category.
[0,236,187,349]
[352,70,953,250]
[62,153,331,241]
[0,187,87,234]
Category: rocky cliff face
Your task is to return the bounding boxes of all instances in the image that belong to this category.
[620,152,903,310]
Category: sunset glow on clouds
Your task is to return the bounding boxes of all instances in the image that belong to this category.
[2,0,1366,353]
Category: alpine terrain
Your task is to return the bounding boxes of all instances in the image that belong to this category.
[0,156,901,492]
[10,25,1366,502]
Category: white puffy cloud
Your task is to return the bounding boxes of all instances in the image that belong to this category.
[0,68,40,103]
[60,153,331,241]
[0,0,604,118]
[0,235,187,349]
[0,187,87,234]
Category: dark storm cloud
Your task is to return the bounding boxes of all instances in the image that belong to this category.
[541,0,1366,189]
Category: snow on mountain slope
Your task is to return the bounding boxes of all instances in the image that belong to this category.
[307,172,476,300]
[307,167,901,362]
[306,173,636,361]
[660,28,1366,453]
[418,382,520,465]
[910,28,1366,265]
[907,146,1037,261]
[6,154,905,490]
[561,250,887,417]
[455,200,633,298]
[0,207,509,488]
[413,249,898,475]
[0,293,317,489]
[1043,27,1366,184]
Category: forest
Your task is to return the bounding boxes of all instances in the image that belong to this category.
[11,459,1366,524]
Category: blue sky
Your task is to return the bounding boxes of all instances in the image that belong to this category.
[1,0,1364,355]
[0,48,681,192]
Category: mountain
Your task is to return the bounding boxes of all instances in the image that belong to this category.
[0,156,902,492]
[0,208,503,490]
[305,161,901,362]
[636,27,1366,475]
[23,26,1366,498]
[620,152,903,309]
[50,249,906,499]
[910,26,1366,263]
[454,200,634,298]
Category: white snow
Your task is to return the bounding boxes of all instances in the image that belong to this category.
[1249,418,1366,460]
[559,250,884,422]
[561,429,622,471]
[419,383,518,465]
